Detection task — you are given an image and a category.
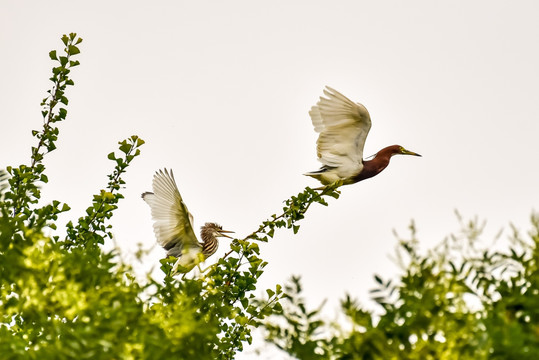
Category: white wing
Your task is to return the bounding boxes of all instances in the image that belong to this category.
[309,86,372,177]
[142,169,199,257]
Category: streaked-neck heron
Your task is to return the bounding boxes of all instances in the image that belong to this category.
[142,169,234,275]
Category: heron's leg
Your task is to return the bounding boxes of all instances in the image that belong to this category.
[198,263,218,274]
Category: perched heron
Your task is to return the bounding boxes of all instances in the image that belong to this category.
[305,86,421,186]
[142,169,234,275]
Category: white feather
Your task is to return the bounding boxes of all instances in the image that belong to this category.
[142,169,199,253]
[307,86,372,180]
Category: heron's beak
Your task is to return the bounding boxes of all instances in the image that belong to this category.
[218,229,235,239]
[401,148,421,157]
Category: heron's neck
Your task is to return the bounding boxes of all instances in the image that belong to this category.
[201,235,219,257]
[354,147,394,182]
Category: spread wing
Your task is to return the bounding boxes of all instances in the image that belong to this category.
[142,169,199,257]
[309,86,372,177]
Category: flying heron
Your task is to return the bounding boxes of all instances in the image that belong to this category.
[304,86,421,186]
[142,169,234,275]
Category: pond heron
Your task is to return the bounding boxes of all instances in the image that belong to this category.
[142,169,234,275]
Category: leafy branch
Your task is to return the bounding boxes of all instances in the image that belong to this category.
[1,33,82,246]
[33,33,82,168]
[64,136,145,248]
[11,34,82,214]
[194,183,342,358]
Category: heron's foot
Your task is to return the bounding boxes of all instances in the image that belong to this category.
[319,180,343,194]
[310,180,343,192]
[329,179,344,189]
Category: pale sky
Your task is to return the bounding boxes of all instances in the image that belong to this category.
[2,0,539,356]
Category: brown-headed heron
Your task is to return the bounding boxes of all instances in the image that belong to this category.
[305,86,421,186]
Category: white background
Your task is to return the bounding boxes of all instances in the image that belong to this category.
[2,1,539,357]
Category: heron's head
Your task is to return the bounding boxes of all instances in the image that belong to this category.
[388,145,421,157]
[201,222,235,241]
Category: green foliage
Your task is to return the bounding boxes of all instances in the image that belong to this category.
[150,183,342,358]
[263,276,334,359]
[0,33,343,359]
[3,33,538,360]
[1,33,83,289]
[64,136,145,248]
[261,217,539,359]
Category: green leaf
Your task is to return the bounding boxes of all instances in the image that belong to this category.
[49,50,57,60]
[68,45,80,55]
[237,316,248,326]
[59,107,67,118]
[240,298,249,309]
[119,142,131,154]
[135,137,145,147]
